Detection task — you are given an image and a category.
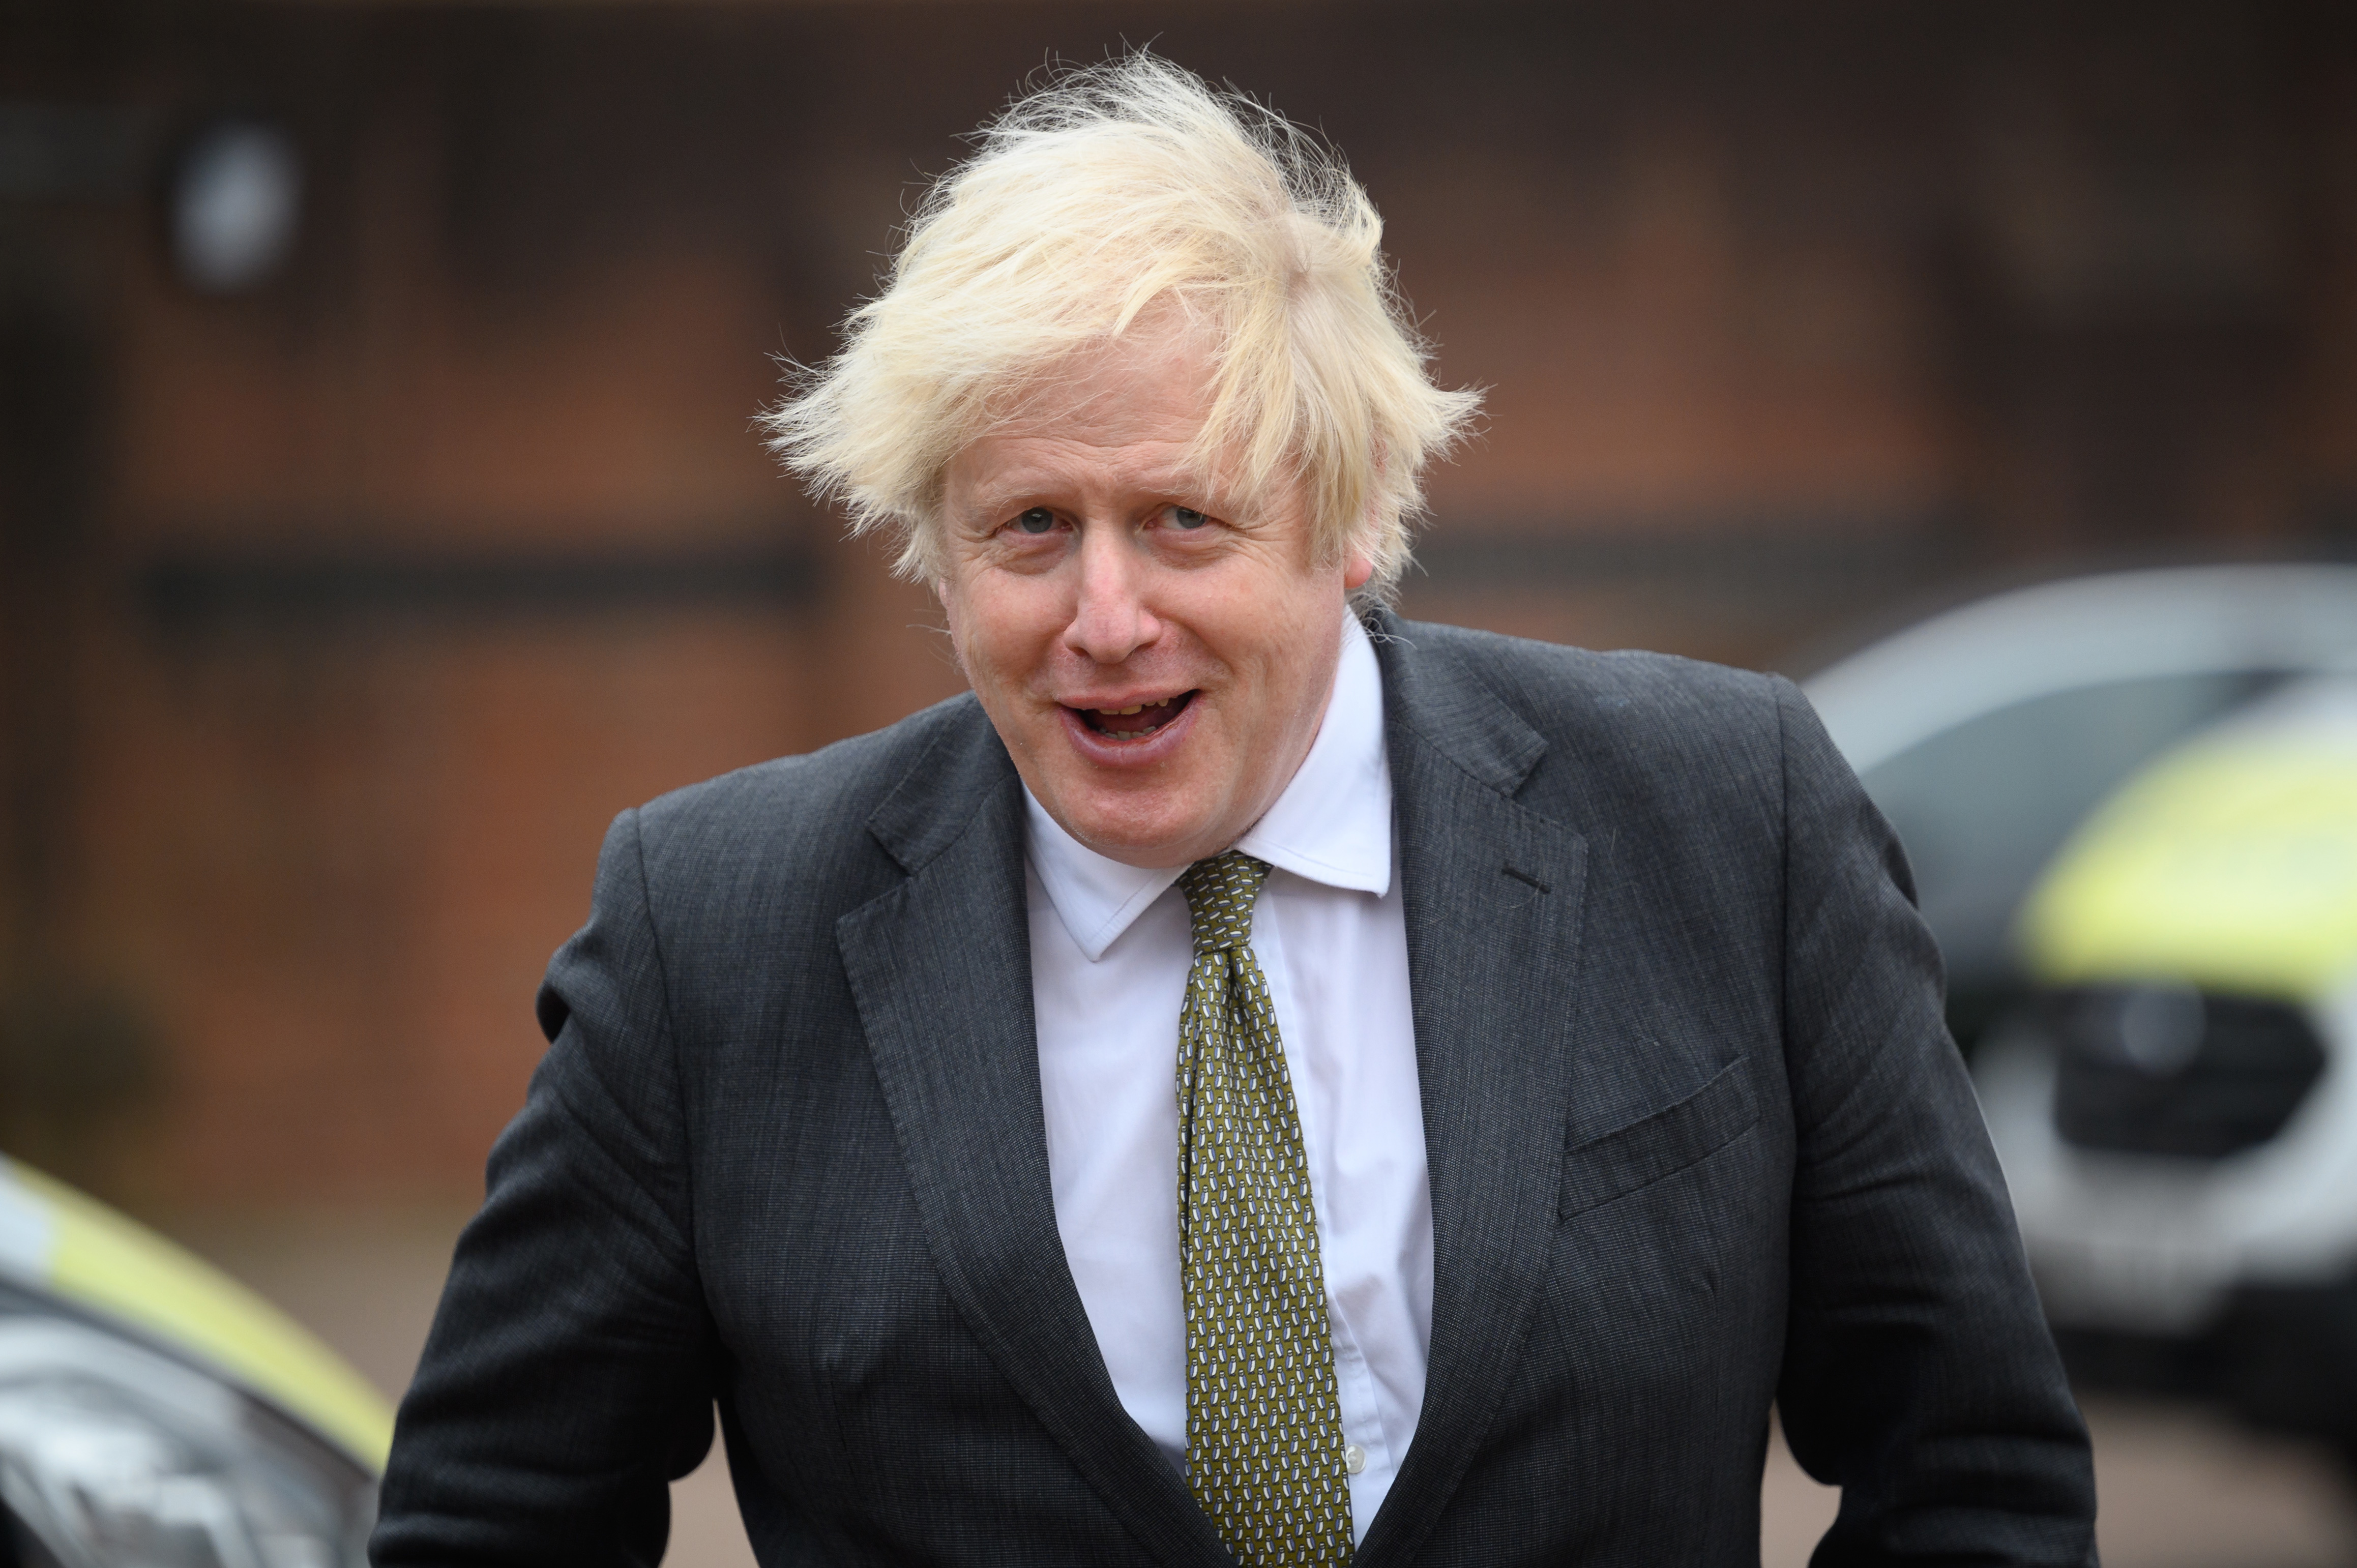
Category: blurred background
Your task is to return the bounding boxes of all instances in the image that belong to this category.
[3,1,2355,1562]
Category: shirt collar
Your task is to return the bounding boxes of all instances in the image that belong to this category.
[1024,613,1393,962]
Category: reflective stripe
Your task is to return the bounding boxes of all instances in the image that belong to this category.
[0,1165,53,1281]
[2021,721,2357,1000]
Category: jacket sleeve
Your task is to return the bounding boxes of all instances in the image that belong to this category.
[1767,679,2099,1565]
[372,808,721,1567]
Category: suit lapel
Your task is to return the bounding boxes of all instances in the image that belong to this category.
[1357,615,1592,1567]
[835,704,1229,1567]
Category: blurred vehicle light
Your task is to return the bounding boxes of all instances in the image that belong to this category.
[0,1158,390,1564]
[0,1318,371,1567]
[2045,986,2326,1160]
[170,123,299,294]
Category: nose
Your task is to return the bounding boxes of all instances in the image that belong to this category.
[1062,525,1160,664]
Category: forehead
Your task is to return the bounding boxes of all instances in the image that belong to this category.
[1009,325,1214,441]
[947,329,1223,508]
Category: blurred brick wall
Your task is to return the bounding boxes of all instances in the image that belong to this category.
[3,0,2353,1207]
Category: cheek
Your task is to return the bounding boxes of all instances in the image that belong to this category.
[940,580,1054,697]
[1264,582,1349,716]
[1206,585,1340,703]
[935,583,976,670]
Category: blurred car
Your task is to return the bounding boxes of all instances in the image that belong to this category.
[1807,563,2357,1465]
[0,1153,390,1566]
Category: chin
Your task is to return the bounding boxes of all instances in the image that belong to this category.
[1074,824,1200,868]
[1060,796,1209,867]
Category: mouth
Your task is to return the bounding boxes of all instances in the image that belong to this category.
[1066,690,1197,742]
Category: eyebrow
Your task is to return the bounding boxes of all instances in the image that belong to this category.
[953,464,1236,528]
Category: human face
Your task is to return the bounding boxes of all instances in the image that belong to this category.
[936,331,1373,869]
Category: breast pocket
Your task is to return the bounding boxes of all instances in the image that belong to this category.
[1559,1055,1760,1220]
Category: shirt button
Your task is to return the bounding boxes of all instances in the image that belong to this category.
[1343,1443,1366,1475]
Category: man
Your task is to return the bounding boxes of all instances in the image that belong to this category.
[375,56,2097,1566]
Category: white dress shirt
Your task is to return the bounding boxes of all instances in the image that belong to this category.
[1024,614,1432,1542]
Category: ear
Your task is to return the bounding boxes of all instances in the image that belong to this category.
[1341,497,1381,593]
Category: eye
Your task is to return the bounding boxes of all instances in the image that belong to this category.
[1012,508,1056,535]
[1168,506,1209,530]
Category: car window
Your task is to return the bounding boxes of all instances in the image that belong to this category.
[1859,670,2288,995]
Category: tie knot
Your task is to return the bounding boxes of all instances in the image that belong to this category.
[1177,850,1270,955]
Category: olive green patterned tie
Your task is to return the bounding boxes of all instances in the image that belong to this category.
[1175,851,1355,1567]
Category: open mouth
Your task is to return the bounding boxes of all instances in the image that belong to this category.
[1071,690,1196,741]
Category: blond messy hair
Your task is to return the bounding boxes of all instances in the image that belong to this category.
[761,53,1481,597]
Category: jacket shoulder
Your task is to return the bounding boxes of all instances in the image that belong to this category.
[626,690,991,891]
[1387,616,1787,766]
[1376,615,1817,872]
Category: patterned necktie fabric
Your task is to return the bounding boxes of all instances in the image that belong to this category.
[1174,850,1356,1567]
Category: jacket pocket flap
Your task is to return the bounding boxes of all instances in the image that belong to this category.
[1559,1055,1760,1220]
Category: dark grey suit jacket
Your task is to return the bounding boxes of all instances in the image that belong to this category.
[374,613,2097,1566]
